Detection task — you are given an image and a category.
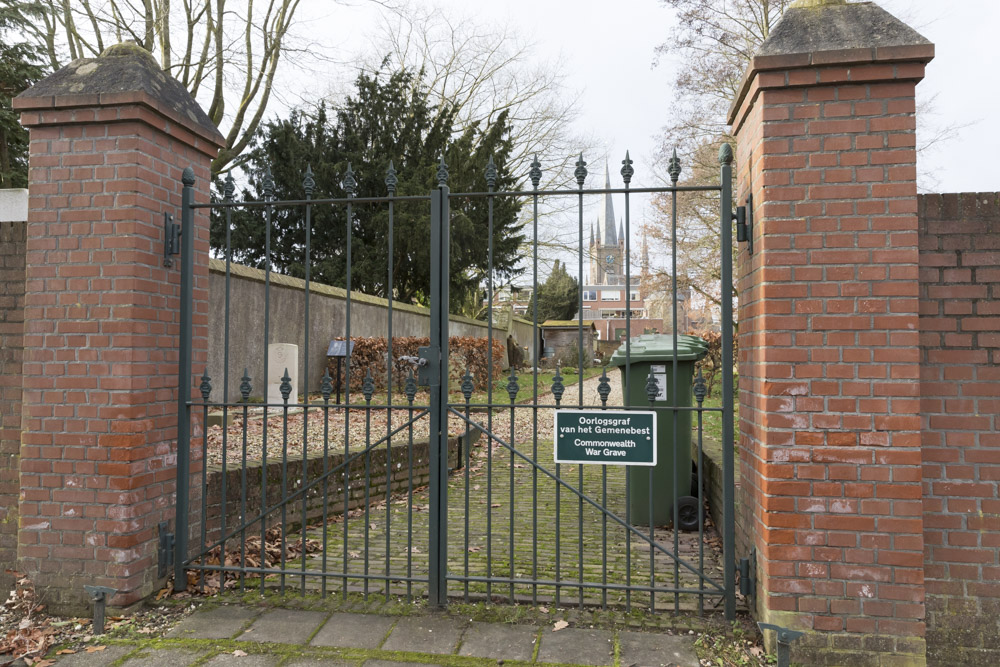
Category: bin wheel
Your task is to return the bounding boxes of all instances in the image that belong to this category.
[673,495,701,532]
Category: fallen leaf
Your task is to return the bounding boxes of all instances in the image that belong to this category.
[538,606,549,613]
[552,620,569,632]
[85,645,107,653]
[56,649,77,655]
[233,649,248,657]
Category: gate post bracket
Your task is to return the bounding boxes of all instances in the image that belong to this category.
[758,622,805,667]
[83,585,118,634]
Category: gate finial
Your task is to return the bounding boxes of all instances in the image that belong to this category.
[719,143,734,166]
[620,150,634,185]
[485,156,497,190]
[342,163,356,196]
[385,160,398,195]
[668,148,682,184]
[262,166,274,200]
[223,173,235,202]
[574,153,587,188]
[436,154,449,187]
[529,154,542,190]
[302,163,315,197]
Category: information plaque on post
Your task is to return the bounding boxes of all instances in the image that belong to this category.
[553,410,657,466]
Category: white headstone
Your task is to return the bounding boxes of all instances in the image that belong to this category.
[267,343,299,406]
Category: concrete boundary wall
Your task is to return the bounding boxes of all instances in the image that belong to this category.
[207,260,521,402]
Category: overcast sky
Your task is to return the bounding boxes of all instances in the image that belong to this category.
[282,0,997,282]
[303,0,999,195]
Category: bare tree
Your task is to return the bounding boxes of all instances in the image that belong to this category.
[355,4,602,284]
[362,4,591,190]
[3,0,380,174]
[648,0,955,329]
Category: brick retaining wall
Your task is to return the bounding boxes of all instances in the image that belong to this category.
[0,219,26,589]
[918,192,1000,665]
[202,432,472,551]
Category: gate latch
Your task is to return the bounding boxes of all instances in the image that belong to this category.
[415,345,439,386]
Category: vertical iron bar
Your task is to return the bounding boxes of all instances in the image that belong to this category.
[280,385,289,593]
[486,167,495,603]
[200,393,208,591]
[672,166,680,615]
[260,175,273,595]
[173,168,195,588]
[321,388,330,597]
[221,184,233,593]
[301,175,313,596]
[508,383,515,603]
[531,184,539,606]
[342,182,354,599]
[363,390,371,599]
[721,147,737,621]
[464,383,471,601]
[385,189,394,602]
[697,385,705,616]
[428,185,449,606]
[406,385,414,601]
[240,382,249,593]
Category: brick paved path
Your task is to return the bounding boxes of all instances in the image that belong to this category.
[293,374,726,612]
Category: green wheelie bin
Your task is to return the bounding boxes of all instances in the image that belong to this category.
[608,333,708,528]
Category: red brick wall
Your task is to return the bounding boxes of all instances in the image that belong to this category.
[15,97,220,610]
[0,219,26,589]
[731,56,929,662]
[918,192,1000,665]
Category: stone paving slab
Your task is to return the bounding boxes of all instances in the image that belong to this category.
[119,647,209,666]
[204,653,282,667]
[381,615,465,654]
[237,608,328,644]
[619,630,699,667]
[536,628,614,666]
[166,604,261,640]
[458,621,539,661]
[51,645,133,665]
[285,660,353,667]
[311,612,396,649]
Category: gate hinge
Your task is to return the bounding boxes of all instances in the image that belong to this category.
[737,546,756,605]
[733,193,753,255]
[164,212,181,267]
[158,521,175,578]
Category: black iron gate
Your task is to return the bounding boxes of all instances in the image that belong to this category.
[174,147,737,618]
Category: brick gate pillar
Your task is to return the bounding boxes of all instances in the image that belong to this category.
[13,44,224,612]
[728,1,934,664]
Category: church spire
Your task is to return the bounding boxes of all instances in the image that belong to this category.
[618,220,625,247]
[590,222,594,247]
[642,227,649,269]
[602,162,617,246]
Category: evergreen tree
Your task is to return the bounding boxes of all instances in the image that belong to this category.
[215,68,524,313]
[0,9,46,188]
[531,260,579,322]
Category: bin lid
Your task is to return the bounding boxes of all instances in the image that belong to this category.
[607,333,709,366]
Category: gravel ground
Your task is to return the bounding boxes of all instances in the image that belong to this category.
[204,374,620,467]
